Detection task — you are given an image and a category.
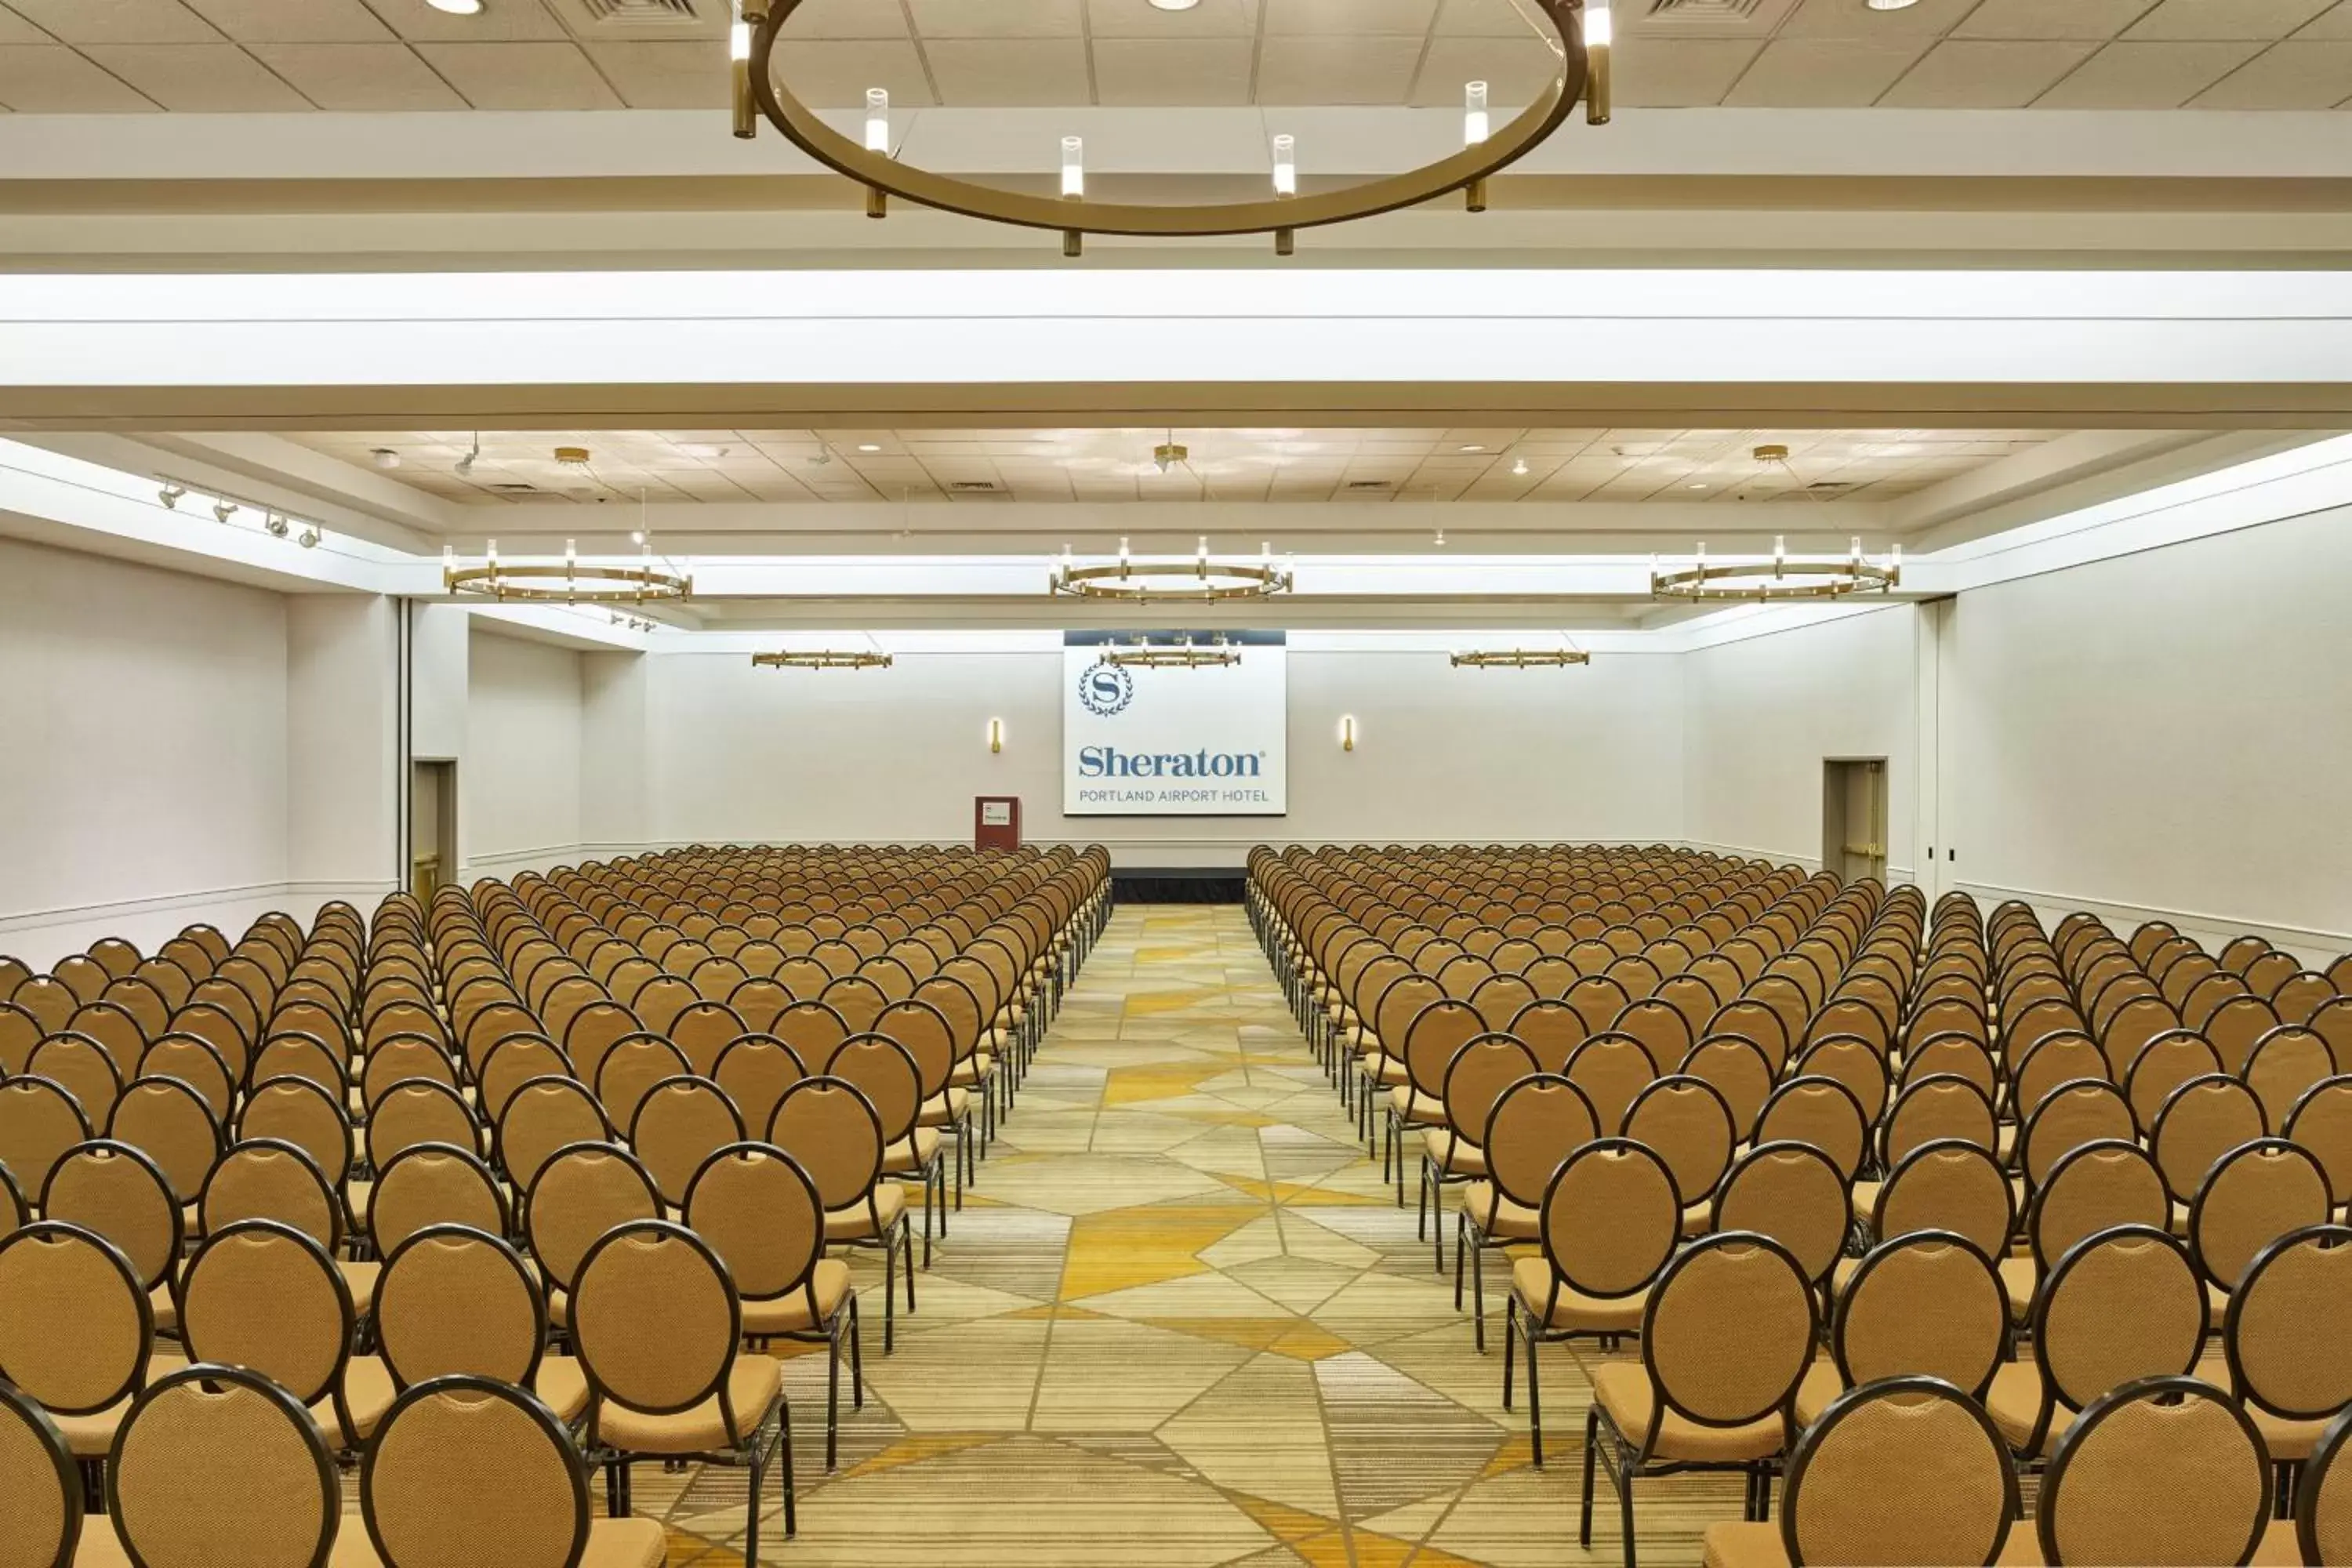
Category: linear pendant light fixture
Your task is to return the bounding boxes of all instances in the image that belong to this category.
[731,0,1608,255]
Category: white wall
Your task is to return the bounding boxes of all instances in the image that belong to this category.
[638,647,1685,867]
[463,628,584,876]
[1947,504,2352,962]
[287,593,398,894]
[1681,604,1921,880]
[0,536,292,967]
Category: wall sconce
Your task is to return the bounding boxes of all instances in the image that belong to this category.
[988,717,1004,754]
[1339,715,1356,753]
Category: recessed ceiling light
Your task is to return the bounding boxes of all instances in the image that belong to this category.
[1864,0,1918,9]
[1688,482,1709,490]
[1458,444,1485,452]
[857,444,882,452]
[1148,0,1202,9]
[426,0,485,13]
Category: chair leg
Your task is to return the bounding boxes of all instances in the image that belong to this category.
[1617,1457,1639,1568]
[778,1402,798,1541]
[745,1431,763,1568]
[1526,1315,1544,1468]
[1581,1406,1599,1547]
[1417,1153,1432,1246]
[825,1315,841,1471]
[1472,1231,1490,1355]
[1501,1296,1517,1410]
[848,1294,865,1410]
[1453,1210,1468,1311]
[901,1217,917,1314]
[882,1236,898,1355]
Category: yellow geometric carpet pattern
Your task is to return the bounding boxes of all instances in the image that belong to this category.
[622,906,1748,1566]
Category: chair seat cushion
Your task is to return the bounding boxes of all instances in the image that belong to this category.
[1461,1181,1538,1240]
[882,1127,941,1174]
[339,1260,381,1316]
[1984,1360,2060,1456]
[1703,1523,2048,1568]
[536,1356,590,1424]
[2198,1351,2328,1461]
[53,1354,187,1457]
[73,1523,383,1567]
[1421,1130,1486,1178]
[314,1356,397,1450]
[1791,1360,1843,1429]
[950,1055,995,1088]
[1998,1257,2034,1323]
[594,1356,782,1455]
[1592,1362,1786,1463]
[740,1259,854,1337]
[824,1181,907,1242]
[1509,1258,1647,1333]
[1386,1087,1444,1127]
[919,1088,971,1127]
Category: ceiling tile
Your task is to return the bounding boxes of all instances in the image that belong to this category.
[0,6,48,42]
[1777,0,1980,38]
[1433,0,1552,37]
[1410,34,1564,103]
[180,0,394,43]
[1613,35,1762,105]
[1087,0,1257,37]
[1879,38,2098,104]
[1265,0,1436,34]
[4,0,220,43]
[2036,37,2262,101]
[358,0,570,42]
[0,43,160,107]
[2190,37,2352,101]
[245,40,465,106]
[1092,38,1254,105]
[923,37,1089,105]
[775,0,909,38]
[414,40,620,107]
[2125,0,2336,38]
[585,39,724,108]
[774,39,935,107]
[1955,0,2155,40]
[83,40,315,105]
[1721,38,1931,104]
[2295,0,2352,34]
[1257,34,1423,103]
[909,0,1079,37]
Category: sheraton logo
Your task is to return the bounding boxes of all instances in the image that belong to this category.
[1077,746,1266,779]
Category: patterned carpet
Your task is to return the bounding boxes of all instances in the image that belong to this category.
[626,904,1746,1566]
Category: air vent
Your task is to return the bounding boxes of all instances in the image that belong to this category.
[487,482,539,493]
[1806,481,1856,496]
[546,0,717,38]
[1648,0,1767,16]
[1345,479,1393,492]
[1635,0,1795,31]
[948,480,1000,493]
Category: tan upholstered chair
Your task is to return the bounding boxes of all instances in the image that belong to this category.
[1755,1077,1870,1185]
[1714,1141,1850,1298]
[593,1033,690,1138]
[523,1142,662,1330]
[107,1073,223,1209]
[374,1222,586,1425]
[2297,1400,2352,1565]
[573,1219,792,1555]
[1420,1033,1538,1271]
[627,1074,746,1209]
[1509,1139,1682,1467]
[0,1221,154,1463]
[495,1076,615,1192]
[1584,1231,1818,1568]
[40,1141,182,1334]
[1457,1073,1599,1351]
[0,1377,82,1568]
[2038,1375,2284,1566]
[2009,1138,2169,1323]
[1701,1376,2018,1568]
[365,1080,484,1174]
[1795,1230,2008,1427]
[1626,1074,1737,1236]
[2190,1138,2333,1330]
[101,1363,343,1568]
[361,1375,668,1568]
[366,1142,508,1263]
[1867,1138,2015,1272]
[177,1218,391,1452]
[685,1142,862,1468]
[1985,1222,2206,1458]
[770,1074,913,1352]
[0,1076,96,1200]
[826,1034,944,1265]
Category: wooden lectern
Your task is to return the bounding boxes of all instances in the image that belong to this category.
[975,796,1022,852]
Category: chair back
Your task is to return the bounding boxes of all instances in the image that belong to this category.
[201,1135,343,1254]
[107,1364,339,1568]
[1480,1074,1599,1211]
[1623,1075,1735,1210]
[366,1080,481,1172]
[1755,1076,1870,1181]
[683,1142,827,1307]
[376,1224,546,1393]
[0,1076,94,1197]
[2226,1223,2352,1429]
[236,1075,354,1189]
[0,1379,79,1568]
[369,1142,508,1260]
[495,1076,613,1191]
[1713,1140,1849,1289]
[1780,1377,2016,1568]
[629,1075,746,1207]
[2038,1377,2270,1568]
[179,1218,354,1409]
[1834,1232,2007,1398]
[2034,1224,2206,1417]
[1882,1074,1998,1167]
[1537,1138,1680,1301]
[2151,1073,2268,1205]
[1437,1035,1538,1162]
[362,1376,593,1568]
[523,1143,661,1297]
[1640,1231,1816,1439]
[0,1221,151,1418]
[572,1220,740,1431]
[2189,1137,2332,1294]
[41,1139,181,1294]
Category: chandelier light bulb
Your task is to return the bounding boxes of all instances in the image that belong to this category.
[443,545,456,572]
[1464,81,1490,146]
[1061,136,1085,199]
[564,538,578,572]
[1892,543,1904,575]
[1773,535,1788,575]
[1271,132,1297,198]
[1850,536,1863,565]
[864,88,890,154]
[1196,535,1209,563]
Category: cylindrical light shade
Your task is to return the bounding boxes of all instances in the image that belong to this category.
[1061,136,1084,198]
[865,88,890,153]
[1340,716,1356,752]
[1584,0,1611,123]
[1271,133,1296,197]
[1463,81,1489,146]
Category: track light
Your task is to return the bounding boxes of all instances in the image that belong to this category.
[263,513,290,539]
[456,434,480,477]
[297,524,321,549]
[158,484,184,509]
[212,499,239,524]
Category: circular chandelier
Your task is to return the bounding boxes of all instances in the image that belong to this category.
[1099,633,1243,670]
[733,0,1606,256]
[442,539,691,604]
[1051,538,1293,603]
[752,649,892,670]
[1450,641,1591,669]
[1651,535,1901,603]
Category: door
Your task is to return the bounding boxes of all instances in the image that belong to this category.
[1822,759,1888,885]
[410,760,456,898]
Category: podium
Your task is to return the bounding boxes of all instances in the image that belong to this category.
[975,796,1022,852]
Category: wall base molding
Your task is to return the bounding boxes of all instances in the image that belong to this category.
[1953,878,2350,966]
[0,878,397,970]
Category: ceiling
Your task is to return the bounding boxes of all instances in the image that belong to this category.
[287,425,2059,504]
[5,0,2352,114]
